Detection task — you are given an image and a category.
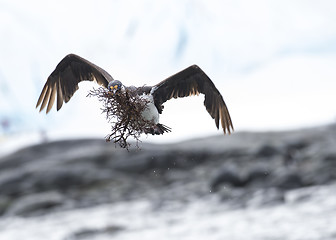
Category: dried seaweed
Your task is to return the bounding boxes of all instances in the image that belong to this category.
[87,87,154,149]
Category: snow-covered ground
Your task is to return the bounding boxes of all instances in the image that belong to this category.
[1,184,335,240]
[1,124,336,240]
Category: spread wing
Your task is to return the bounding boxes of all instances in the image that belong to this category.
[36,54,114,113]
[152,65,234,134]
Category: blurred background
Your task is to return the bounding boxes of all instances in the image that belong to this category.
[1,0,336,151]
[1,0,336,239]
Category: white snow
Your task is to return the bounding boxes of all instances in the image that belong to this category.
[0,184,335,240]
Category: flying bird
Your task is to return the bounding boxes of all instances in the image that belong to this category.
[36,54,234,135]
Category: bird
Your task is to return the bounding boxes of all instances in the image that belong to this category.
[36,54,234,135]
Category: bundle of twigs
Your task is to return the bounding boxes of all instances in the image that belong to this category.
[88,87,153,149]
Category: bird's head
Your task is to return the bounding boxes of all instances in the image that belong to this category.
[108,80,123,94]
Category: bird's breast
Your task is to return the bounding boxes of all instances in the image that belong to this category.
[139,93,159,124]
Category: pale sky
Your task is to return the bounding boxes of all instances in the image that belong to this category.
[0,0,336,146]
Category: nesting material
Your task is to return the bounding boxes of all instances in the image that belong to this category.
[88,87,154,149]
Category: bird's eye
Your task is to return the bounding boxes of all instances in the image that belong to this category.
[114,85,118,89]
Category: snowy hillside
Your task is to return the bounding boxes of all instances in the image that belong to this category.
[1,125,336,239]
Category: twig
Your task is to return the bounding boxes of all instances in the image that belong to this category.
[87,87,153,149]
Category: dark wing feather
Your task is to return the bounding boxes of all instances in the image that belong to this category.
[152,65,233,134]
[36,54,114,113]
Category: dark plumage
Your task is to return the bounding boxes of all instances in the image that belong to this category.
[36,54,234,134]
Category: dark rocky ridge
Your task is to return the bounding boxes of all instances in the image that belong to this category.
[0,124,336,217]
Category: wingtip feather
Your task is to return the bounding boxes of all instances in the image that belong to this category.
[46,83,56,113]
[219,103,234,135]
[57,80,64,111]
[36,84,48,109]
[40,86,52,113]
